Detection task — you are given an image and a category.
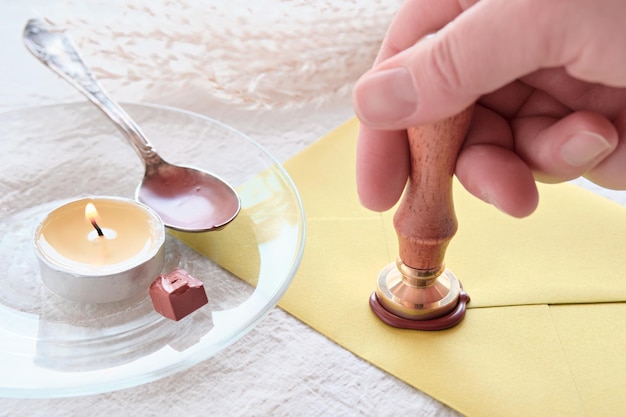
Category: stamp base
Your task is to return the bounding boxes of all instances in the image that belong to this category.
[369,291,470,331]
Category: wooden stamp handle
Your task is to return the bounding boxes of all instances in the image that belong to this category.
[393,106,474,270]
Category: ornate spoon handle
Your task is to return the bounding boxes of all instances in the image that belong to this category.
[22,19,158,165]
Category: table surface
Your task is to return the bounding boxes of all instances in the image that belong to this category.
[0,2,464,416]
[2,2,625,417]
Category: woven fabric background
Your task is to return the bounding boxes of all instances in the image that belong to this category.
[57,0,401,109]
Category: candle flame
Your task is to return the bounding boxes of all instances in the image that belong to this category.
[85,202,99,223]
[85,202,105,237]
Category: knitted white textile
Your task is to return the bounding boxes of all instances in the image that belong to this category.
[59,0,402,109]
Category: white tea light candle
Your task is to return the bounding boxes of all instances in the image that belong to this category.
[34,197,165,303]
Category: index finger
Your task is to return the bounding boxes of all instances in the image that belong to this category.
[356,0,583,128]
[355,0,478,211]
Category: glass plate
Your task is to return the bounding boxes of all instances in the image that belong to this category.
[0,102,305,398]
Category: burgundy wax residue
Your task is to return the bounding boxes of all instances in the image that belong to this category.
[150,268,208,321]
[369,291,470,331]
[138,165,239,231]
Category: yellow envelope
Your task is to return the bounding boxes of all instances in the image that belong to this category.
[186,118,626,417]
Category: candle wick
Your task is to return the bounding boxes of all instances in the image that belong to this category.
[91,220,104,237]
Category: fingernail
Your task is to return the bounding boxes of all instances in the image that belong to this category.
[354,67,418,124]
[560,131,612,167]
[482,191,504,212]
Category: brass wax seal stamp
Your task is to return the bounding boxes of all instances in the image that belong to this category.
[369,107,473,330]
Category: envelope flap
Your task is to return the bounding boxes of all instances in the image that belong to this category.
[287,118,626,308]
[444,181,626,307]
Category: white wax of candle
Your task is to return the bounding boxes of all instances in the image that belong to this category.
[35,197,165,275]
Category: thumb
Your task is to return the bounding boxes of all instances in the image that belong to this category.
[353,0,566,128]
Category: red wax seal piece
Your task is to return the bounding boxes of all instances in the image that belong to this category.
[149,268,208,321]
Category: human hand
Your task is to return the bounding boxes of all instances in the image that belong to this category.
[353,0,626,217]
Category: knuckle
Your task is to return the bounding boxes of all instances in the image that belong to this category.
[427,35,465,95]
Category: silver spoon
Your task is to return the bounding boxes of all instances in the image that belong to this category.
[23,18,240,232]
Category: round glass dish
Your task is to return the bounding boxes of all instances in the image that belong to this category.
[0,102,305,398]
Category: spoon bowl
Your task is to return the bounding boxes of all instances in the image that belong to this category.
[138,162,241,231]
[23,18,240,232]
